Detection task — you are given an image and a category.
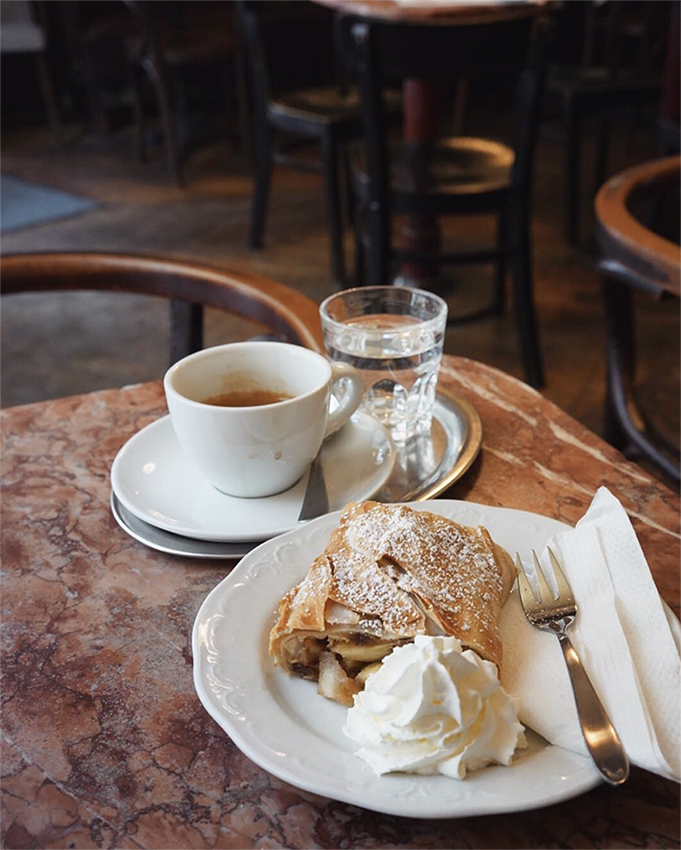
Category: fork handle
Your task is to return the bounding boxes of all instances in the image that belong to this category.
[558,633,630,786]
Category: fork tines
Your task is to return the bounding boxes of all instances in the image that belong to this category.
[514,547,576,617]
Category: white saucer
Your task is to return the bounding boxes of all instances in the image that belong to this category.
[110,413,394,543]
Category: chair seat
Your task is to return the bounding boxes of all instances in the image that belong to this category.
[270,86,401,130]
[353,137,514,201]
[547,64,661,96]
[269,86,361,128]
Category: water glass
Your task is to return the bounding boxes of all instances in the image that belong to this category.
[320,286,448,443]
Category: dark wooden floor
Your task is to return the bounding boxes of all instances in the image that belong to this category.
[1,116,679,486]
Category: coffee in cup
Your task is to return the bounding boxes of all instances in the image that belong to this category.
[164,341,363,498]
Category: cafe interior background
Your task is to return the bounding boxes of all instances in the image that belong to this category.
[1,0,678,488]
[1,1,681,847]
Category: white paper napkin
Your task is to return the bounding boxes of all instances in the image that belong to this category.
[499,487,681,782]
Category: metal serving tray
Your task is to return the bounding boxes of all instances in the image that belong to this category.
[374,385,482,504]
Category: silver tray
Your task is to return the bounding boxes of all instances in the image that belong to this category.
[375,385,482,503]
[111,492,257,560]
[111,387,482,559]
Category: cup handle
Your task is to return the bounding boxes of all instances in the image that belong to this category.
[324,362,363,438]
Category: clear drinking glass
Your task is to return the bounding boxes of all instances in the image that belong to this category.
[320,286,448,443]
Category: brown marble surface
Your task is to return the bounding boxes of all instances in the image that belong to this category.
[2,356,679,849]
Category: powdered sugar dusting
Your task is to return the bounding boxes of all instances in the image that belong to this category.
[340,503,507,662]
[272,502,512,672]
[329,543,424,637]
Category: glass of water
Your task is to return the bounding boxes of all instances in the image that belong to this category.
[320,286,448,443]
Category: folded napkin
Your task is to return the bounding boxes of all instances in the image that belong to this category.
[499,487,681,782]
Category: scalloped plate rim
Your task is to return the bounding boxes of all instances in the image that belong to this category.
[193,501,609,818]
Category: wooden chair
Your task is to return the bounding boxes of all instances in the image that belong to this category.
[545,1,666,245]
[236,1,362,285]
[69,0,247,186]
[345,10,550,388]
[125,1,246,187]
[595,155,680,484]
[0,253,324,367]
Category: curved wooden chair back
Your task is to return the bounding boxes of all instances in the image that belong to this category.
[595,156,680,484]
[595,155,680,296]
[1,252,324,363]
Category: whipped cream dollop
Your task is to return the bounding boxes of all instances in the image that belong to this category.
[343,635,526,779]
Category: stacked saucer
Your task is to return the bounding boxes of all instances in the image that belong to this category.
[110,413,395,560]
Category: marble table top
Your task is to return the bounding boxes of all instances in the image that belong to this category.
[2,355,679,849]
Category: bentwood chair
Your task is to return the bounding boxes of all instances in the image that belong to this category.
[0,253,323,366]
[546,1,667,245]
[595,156,680,484]
[236,1,361,285]
[345,11,551,388]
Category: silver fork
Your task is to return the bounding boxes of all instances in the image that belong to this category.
[515,547,629,786]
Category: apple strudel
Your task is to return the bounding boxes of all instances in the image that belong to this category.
[269,501,515,705]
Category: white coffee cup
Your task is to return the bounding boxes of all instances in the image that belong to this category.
[163,341,363,498]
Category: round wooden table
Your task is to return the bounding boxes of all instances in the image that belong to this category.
[318,0,548,287]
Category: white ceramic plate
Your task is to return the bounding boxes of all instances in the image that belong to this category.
[193,500,606,819]
[111,413,394,543]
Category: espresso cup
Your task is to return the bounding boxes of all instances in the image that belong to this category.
[163,341,363,498]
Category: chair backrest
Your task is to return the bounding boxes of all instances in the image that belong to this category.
[595,155,680,296]
[1,252,324,366]
[237,1,341,119]
[236,1,271,123]
[578,0,666,78]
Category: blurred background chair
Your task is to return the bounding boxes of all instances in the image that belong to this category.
[1,0,62,148]
[126,0,247,187]
[237,0,364,285]
[595,155,680,484]
[345,9,550,388]
[545,0,669,245]
[0,252,323,367]
[63,0,245,185]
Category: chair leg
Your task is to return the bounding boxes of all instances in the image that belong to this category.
[366,207,389,288]
[234,45,252,162]
[602,277,680,482]
[170,301,203,364]
[494,209,508,315]
[250,123,274,250]
[130,64,146,163]
[142,55,184,188]
[321,132,346,285]
[83,52,110,137]
[35,53,62,150]
[564,100,581,245]
[341,142,354,228]
[511,209,544,388]
[594,115,610,193]
[353,199,366,286]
